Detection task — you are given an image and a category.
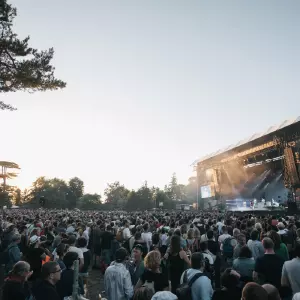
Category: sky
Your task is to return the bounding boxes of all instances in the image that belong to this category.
[1,0,300,195]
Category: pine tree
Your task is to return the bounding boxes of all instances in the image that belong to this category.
[0,0,66,110]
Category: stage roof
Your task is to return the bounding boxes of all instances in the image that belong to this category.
[192,116,300,166]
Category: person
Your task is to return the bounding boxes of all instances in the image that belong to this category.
[133,287,154,300]
[55,243,68,272]
[77,237,91,285]
[281,243,300,295]
[218,226,231,251]
[56,252,85,299]
[100,225,114,266]
[129,244,145,286]
[104,247,134,300]
[253,238,284,293]
[2,261,32,300]
[233,234,246,260]
[135,250,169,293]
[267,231,289,261]
[180,252,213,300]
[5,233,22,273]
[247,230,265,261]
[242,282,268,300]
[212,269,241,300]
[32,261,61,300]
[152,291,178,300]
[233,246,255,281]
[168,235,190,293]
[262,284,281,300]
[67,235,84,269]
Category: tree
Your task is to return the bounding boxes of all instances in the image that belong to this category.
[166,173,184,201]
[104,181,129,207]
[29,177,70,208]
[68,177,84,199]
[0,161,20,192]
[68,177,84,207]
[0,0,66,110]
[135,181,154,210]
[77,193,101,210]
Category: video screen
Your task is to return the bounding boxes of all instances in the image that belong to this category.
[201,185,212,198]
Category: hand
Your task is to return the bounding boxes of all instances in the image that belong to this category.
[25,271,33,281]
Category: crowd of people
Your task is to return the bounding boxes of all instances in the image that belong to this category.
[0,208,300,300]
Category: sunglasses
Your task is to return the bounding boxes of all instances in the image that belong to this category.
[51,268,62,274]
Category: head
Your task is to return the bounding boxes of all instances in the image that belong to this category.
[56,243,68,258]
[250,230,260,241]
[63,251,79,269]
[41,261,61,284]
[237,234,246,246]
[242,282,268,300]
[68,235,76,246]
[233,228,240,238]
[267,231,281,249]
[294,243,300,258]
[144,251,161,272]
[206,230,214,240]
[133,244,143,261]
[151,291,178,300]
[11,233,21,244]
[77,237,87,248]
[221,268,239,289]
[262,284,281,300]
[9,261,31,280]
[116,247,128,263]
[191,252,205,271]
[187,228,194,239]
[170,235,181,254]
[239,246,252,259]
[262,237,274,252]
[133,287,154,300]
[277,222,285,230]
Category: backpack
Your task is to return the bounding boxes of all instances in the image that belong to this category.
[0,244,17,265]
[176,270,204,300]
[222,237,237,258]
[142,280,155,294]
[116,229,124,242]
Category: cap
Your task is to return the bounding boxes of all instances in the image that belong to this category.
[30,235,40,245]
[115,248,128,262]
[152,291,178,300]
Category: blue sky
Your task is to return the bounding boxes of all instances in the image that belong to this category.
[2,0,300,194]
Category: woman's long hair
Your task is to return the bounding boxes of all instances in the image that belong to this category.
[170,235,181,254]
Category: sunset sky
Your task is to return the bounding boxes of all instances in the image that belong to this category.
[2,0,300,194]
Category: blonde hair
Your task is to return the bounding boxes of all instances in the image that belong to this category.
[144,250,161,271]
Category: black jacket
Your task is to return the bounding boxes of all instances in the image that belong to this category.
[32,280,60,300]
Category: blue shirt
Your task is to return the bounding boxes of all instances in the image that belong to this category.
[180,268,213,300]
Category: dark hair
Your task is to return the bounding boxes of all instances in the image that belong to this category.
[133,287,154,300]
[77,237,87,248]
[191,252,204,270]
[56,243,68,257]
[239,246,252,258]
[170,235,181,254]
[152,233,160,245]
[242,282,268,300]
[41,262,59,279]
[63,252,79,269]
[295,243,300,258]
[221,268,239,289]
[250,230,259,241]
[267,231,281,249]
[200,242,208,251]
[207,230,214,239]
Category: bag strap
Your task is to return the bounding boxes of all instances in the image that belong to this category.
[188,272,204,287]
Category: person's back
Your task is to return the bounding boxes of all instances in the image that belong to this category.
[180,252,213,300]
[104,248,133,300]
[281,244,300,295]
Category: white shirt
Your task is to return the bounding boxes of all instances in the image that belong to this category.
[218,234,231,251]
[123,227,131,240]
[68,246,84,259]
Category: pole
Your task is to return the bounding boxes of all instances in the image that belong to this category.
[196,175,199,210]
[72,259,79,300]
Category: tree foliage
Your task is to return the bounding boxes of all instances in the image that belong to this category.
[0,0,66,110]
[77,193,101,210]
[104,181,129,207]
